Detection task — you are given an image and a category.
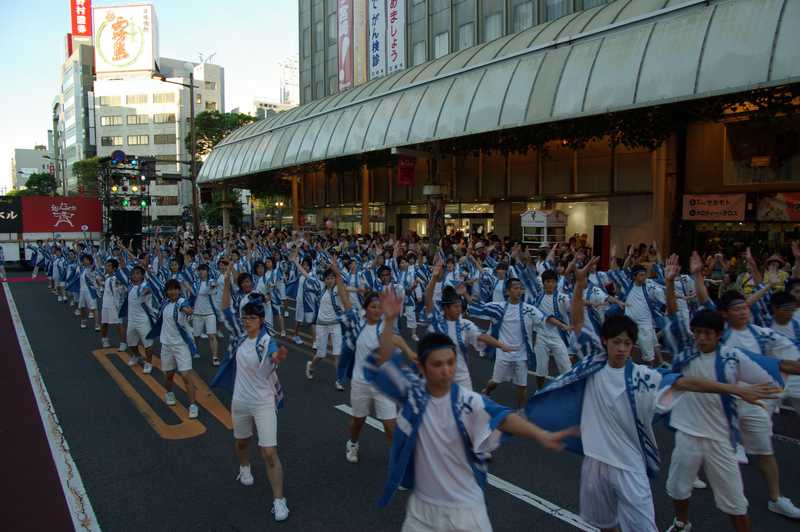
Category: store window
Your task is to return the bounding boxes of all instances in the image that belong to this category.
[101,136,123,146]
[724,118,800,185]
[100,116,123,126]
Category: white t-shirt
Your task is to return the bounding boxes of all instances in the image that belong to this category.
[102,277,118,310]
[127,283,151,326]
[160,298,190,346]
[353,323,380,385]
[535,293,563,339]
[498,303,526,362]
[317,289,338,322]
[414,393,484,507]
[492,278,505,302]
[725,328,761,353]
[233,335,276,406]
[194,280,214,315]
[428,317,481,384]
[580,364,645,473]
[624,284,652,325]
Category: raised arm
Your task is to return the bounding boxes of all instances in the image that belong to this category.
[221,262,234,311]
[664,254,680,316]
[330,254,352,312]
[744,247,762,285]
[689,251,710,305]
[377,287,404,366]
[424,263,444,315]
[570,257,597,332]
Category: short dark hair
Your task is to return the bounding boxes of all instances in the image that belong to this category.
[106,258,119,269]
[165,279,182,292]
[719,290,746,310]
[418,332,456,364]
[197,264,209,272]
[323,268,335,279]
[378,265,392,277]
[690,309,725,333]
[541,270,558,282]
[237,272,253,288]
[132,265,146,276]
[600,315,638,343]
[770,291,796,309]
[242,301,265,319]
[505,277,523,291]
[495,262,508,271]
[363,290,380,308]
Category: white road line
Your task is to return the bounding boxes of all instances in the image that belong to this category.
[3,284,101,532]
[333,403,598,531]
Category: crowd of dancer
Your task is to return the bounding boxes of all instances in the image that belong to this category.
[18,227,800,531]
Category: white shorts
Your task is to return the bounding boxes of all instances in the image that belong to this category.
[232,400,277,448]
[665,431,748,515]
[126,322,154,348]
[161,343,192,373]
[579,456,657,531]
[402,493,491,532]
[636,327,657,362]
[350,380,396,420]
[315,323,342,358]
[738,400,774,455]
[491,359,528,387]
[534,335,572,378]
[78,291,97,310]
[192,314,217,336]
[101,306,121,325]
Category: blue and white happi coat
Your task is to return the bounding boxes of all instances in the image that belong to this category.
[467,301,546,366]
[364,352,512,507]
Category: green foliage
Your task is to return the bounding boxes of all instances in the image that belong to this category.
[20,172,59,195]
[187,111,257,159]
[201,188,244,228]
[72,157,102,195]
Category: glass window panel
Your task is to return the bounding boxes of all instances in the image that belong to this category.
[458,23,475,50]
[513,2,534,33]
[545,0,572,21]
[434,32,449,59]
[413,41,427,65]
[484,12,503,42]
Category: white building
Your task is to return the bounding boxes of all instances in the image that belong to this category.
[12,146,50,189]
[91,4,224,220]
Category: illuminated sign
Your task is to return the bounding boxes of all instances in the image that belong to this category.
[94,5,156,73]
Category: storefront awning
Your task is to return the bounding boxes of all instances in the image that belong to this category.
[198,0,800,185]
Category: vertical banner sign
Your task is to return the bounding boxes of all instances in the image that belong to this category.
[0,197,22,233]
[397,156,416,186]
[353,0,368,86]
[386,0,405,74]
[21,197,102,233]
[70,0,93,37]
[368,0,386,80]
[338,0,354,91]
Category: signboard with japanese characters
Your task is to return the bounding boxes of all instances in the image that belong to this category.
[70,0,93,38]
[757,193,800,221]
[93,4,157,74]
[0,197,22,233]
[368,0,386,80]
[386,0,405,74]
[338,0,354,91]
[682,194,746,221]
[353,0,368,86]
[21,197,102,233]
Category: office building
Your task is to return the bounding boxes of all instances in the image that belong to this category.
[12,146,51,190]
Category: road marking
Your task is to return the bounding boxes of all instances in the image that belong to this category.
[4,283,102,532]
[333,404,598,531]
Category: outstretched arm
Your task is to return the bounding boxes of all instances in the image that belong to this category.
[424,264,443,315]
[330,254,352,313]
[689,251,710,305]
[377,288,404,366]
[664,254,680,316]
[498,414,578,452]
[673,377,781,407]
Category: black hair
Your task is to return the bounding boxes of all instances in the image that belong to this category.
[719,290,746,311]
[323,268,335,279]
[600,314,639,343]
[81,253,94,263]
[690,309,725,333]
[363,290,380,308]
[441,285,460,307]
[237,272,253,289]
[242,301,265,319]
[253,260,265,272]
[197,264,209,272]
[770,291,796,309]
[418,332,456,364]
[165,279,182,292]
[132,265,146,276]
[495,262,508,271]
[377,265,392,277]
[106,258,119,269]
[505,277,523,291]
[541,270,558,282]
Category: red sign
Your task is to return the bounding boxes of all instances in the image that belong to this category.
[338,0,354,91]
[757,193,800,221]
[70,0,93,37]
[22,197,102,233]
[397,156,416,186]
[682,194,746,221]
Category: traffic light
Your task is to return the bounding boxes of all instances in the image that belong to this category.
[122,198,130,207]
[111,185,119,193]
[131,185,139,193]
[139,198,148,208]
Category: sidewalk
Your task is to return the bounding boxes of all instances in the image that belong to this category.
[0,285,75,532]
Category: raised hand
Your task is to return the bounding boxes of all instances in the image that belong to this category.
[689,251,703,276]
[379,286,404,321]
[575,256,599,284]
[432,263,444,280]
[736,383,782,409]
[538,426,580,452]
[273,345,289,364]
[664,254,680,282]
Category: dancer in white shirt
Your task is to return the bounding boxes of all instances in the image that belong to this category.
[99,258,127,351]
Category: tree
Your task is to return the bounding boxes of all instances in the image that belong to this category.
[187,111,256,160]
[20,172,59,196]
[72,157,102,196]
[200,189,244,228]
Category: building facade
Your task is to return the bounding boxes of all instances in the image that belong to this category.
[12,146,51,190]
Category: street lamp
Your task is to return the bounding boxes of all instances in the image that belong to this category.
[275,200,285,229]
[152,69,200,246]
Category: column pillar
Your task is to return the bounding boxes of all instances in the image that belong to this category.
[361,164,370,235]
[221,186,231,237]
[651,143,669,250]
[292,174,300,229]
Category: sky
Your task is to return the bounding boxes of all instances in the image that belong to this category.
[0,0,299,192]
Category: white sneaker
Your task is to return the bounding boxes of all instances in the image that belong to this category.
[88,311,94,319]
[768,496,800,519]
[119,342,128,352]
[192,352,200,359]
[345,440,359,463]
[142,362,153,374]
[272,498,289,522]
[101,338,110,348]
[666,518,692,532]
[334,380,344,391]
[292,335,303,345]
[188,404,199,419]
[80,320,87,329]
[74,309,80,316]
[200,333,208,338]
[312,342,318,350]
[735,444,748,464]
[692,478,707,490]
[127,354,138,366]
[94,324,101,332]
[280,330,286,337]
[212,357,220,366]
[305,361,314,380]
[165,392,176,406]
[411,334,419,342]
[283,311,289,318]
[237,465,254,486]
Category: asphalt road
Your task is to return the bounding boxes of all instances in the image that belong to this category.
[5,276,800,532]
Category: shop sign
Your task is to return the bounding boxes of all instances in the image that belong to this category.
[397,156,415,186]
[21,196,101,233]
[353,0,368,86]
[0,197,22,233]
[682,194,745,221]
[368,0,386,79]
[386,0,405,73]
[70,0,93,37]
[94,5,156,74]
[757,193,800,221]
[338,0,354,91]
